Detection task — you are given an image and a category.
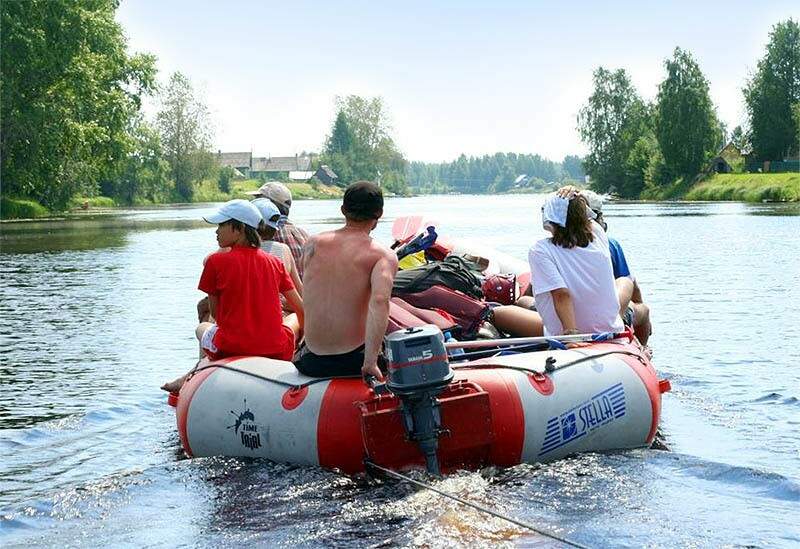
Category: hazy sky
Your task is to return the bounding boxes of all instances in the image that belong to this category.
[116,1,798,163]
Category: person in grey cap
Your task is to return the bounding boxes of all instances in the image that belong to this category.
[248,182,309,279]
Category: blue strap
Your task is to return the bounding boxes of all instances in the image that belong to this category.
[546,338,567,350]
[591,332,613,342]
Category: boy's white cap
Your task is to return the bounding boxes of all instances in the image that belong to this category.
[251,198,287,229]
[203,199,262,229]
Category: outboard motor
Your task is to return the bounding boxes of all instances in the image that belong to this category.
[383,325,454,475]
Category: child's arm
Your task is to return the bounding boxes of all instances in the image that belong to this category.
[287,252,303,295]
[283,289,304,329]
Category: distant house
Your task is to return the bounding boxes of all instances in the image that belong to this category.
[710,142,744,173]
[217,151,252,177]
[251,155,312,179]
[216,151,314,179]
[314,164,338,186]
[289,171,314,181]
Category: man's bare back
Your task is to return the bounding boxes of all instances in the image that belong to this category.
[296,181,397,379]
[303,227,396,355]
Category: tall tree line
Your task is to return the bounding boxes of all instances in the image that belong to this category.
[407,153,584,194]
[1,1,217,211]
[1,0,156,210]
[578,19,800,198]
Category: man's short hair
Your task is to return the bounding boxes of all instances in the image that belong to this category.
[343,181,383,221]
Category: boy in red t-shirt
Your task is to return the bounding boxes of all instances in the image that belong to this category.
[161,199,303,393]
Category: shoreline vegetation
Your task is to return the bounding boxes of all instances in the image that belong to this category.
[2,4,797,221]
[2,172,797,222]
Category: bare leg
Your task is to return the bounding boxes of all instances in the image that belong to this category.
[631,302,651,346]
[161,374,188,393]
[160,322,213,393]
[283,313,301,341]
[491,305,544,337]
[615,277,634,316]
[196,322,214,359]
[197,297,212,323]
[515,295,535,309]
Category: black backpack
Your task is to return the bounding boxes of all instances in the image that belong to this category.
[392,255,484,299]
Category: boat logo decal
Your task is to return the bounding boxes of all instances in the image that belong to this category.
[227,398,262,451]
[538,382,626,456]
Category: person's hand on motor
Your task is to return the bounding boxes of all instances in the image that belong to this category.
[362,361,383,382]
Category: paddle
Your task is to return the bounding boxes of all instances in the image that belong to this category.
[391,215,438,243]
[444,327,634,351]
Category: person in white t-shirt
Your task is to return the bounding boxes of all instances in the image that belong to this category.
[529,187,623,336]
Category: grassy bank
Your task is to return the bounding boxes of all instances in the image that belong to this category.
[684,173,800,202]
[194,178,344,202]
[1,197,50,219]
[1,179,344,221]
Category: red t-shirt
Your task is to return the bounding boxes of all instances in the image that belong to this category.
[198,245,295,358]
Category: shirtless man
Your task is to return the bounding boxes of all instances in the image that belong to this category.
[294,181,398,379]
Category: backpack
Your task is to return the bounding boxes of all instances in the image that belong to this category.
[392,255,484,299]
[395,285,491,339]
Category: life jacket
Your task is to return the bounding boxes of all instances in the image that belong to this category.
[392,256,484,300]
[394,285,491,339]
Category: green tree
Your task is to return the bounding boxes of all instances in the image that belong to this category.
[322,95,407,193]
[217,166,235,194]
[326,111,355,154]
[0,0,156,211]
[577,67,651,197]
[654,48,721,180]
[156,72,214,201]
[730,125,750,150]
[562,155,585,181]
[111,118,171,205]
[744,19,800,161]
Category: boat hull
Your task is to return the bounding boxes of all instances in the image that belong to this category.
[173,342,666,474]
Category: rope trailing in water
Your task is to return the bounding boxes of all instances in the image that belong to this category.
[364,461,589,549]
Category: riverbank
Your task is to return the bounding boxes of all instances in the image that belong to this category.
[684,172,800,202]
[0,179,344,221]
[641,172,800,202]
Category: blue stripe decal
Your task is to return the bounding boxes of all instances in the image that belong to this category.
[538,383,627,457]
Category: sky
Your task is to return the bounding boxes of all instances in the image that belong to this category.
[116,1,798,163]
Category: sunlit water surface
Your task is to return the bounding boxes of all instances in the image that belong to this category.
[1,196,799,547]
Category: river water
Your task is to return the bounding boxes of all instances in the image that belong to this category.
[1,195,799,547]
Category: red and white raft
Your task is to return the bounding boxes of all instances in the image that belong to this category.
[169,339,670,474]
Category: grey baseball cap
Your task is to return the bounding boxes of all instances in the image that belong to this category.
[246,182,292,214]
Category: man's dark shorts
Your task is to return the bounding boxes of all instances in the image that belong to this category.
[293,343,366,378]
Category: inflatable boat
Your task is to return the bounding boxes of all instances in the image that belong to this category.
[169,326,669,474]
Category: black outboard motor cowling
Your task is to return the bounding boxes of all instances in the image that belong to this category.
[384,325,454,475]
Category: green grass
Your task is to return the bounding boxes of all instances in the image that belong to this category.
[68,196,117,209]
[640,176,693,200]
[194,178,344,202]
[0,196,50,219]
[684,173,800,202]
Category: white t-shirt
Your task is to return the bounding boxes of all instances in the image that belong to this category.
[529,222,623,336]
[260,240,293,271]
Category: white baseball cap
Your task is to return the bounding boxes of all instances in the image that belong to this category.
[251,198,287,229]
[203,199,262,229]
